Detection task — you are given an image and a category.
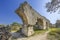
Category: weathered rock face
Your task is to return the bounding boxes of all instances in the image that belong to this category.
[21,24,34,36]
[16,1,50,28]
[16,1,50,36]
[0,26,11,40]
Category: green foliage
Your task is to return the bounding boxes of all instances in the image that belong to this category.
[34,29,47,35]
[11,22,21,26]
[10,22,22,32]
[0,24,5,27]
[46,0,60,13]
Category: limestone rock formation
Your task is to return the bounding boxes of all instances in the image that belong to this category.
[0,26,11,40]
[16,1,50,36]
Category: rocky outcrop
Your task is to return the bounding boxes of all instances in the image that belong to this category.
[0,26,11,40]
[16,1,50,36]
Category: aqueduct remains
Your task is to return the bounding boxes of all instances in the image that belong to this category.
[16,1,50,36]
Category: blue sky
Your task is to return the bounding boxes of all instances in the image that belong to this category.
[0,0,60,25]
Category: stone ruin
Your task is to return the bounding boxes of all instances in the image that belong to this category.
[16,1,50,36]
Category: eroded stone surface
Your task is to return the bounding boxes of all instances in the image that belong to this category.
[0,26,11,40]
[16,1,50,36]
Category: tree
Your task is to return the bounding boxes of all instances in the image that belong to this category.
[46,0,60,13]
[11,22,21,27]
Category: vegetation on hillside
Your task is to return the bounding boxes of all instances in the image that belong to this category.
[0,22,22,32]
[10,22,22,32]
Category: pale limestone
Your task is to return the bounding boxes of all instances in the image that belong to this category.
[16,1,50,36]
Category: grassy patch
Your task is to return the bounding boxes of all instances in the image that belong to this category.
[34,29,47,35]
[28,29,47,37]
[47,28,60,40]
[49,28,60,36]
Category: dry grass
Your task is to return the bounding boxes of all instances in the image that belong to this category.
[48,28,60,40]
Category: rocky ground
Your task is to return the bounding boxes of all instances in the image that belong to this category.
[11,31,49,40]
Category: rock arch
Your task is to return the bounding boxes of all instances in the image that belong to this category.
[16,1,50,36]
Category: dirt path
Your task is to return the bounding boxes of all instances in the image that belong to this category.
[17,31,49,40]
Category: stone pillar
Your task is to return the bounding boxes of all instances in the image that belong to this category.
[43,21,49,30]
[22,24,34,36]
[46,23,49,30]
[22,24,28,36]
[43,20,46,29]
[27,25,34,36]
